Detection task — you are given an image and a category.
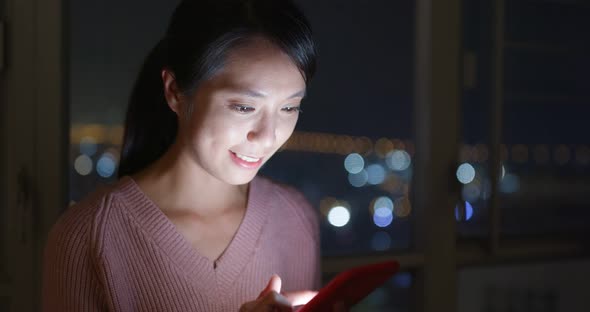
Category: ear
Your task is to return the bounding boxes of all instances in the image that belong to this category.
[162,68,182,115]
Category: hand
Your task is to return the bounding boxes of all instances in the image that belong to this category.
[238,275,292,312]
[239,275,318,312]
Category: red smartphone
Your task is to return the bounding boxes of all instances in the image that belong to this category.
[298,260,400,312]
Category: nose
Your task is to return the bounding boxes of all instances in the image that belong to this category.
[247,113,277,149]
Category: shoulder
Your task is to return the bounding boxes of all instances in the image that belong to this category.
[254,176,320,241]
[45,178,131,256]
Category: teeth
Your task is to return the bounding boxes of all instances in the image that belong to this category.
[235,153,260,162]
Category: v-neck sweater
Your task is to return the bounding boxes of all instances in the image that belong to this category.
[42,176,320,312]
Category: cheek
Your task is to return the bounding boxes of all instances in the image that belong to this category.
[200,120,246,146]
[187,112,245,148]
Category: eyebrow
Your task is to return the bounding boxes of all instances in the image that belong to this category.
[232,89,306,99]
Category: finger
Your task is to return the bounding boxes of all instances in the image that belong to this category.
[282,290,318,306]
[258,274,282,299]
[238,301,255,312]
[261,291,292,310]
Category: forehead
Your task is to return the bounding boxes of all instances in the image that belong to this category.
[204,38,306,95]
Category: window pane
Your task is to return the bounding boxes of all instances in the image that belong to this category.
[68,1,177,201]
[458,0,590,239]
[457,0,494,238]
[500,0,590,237]
[273,0,416,255]
[69,0,416,255]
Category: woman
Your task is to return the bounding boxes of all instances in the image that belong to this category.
[43,0,326,310]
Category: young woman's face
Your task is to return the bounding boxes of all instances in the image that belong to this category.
[177,38,306,185]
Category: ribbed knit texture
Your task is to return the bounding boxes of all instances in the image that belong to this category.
[42,176,320,312]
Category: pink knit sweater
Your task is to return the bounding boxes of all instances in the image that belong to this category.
[42,176,320,311]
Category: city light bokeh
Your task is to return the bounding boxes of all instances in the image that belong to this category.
[74,154,93,176]
[327,206,351,228]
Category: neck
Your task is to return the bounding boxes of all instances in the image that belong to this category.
[131,142,249,218]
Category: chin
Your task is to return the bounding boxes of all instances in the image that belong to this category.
[221,171,259,186]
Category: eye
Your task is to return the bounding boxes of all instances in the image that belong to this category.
[282,106,302,114]
[230,104,255,114]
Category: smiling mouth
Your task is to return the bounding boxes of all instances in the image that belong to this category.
[229,151,264,169]
[234,152,261,163]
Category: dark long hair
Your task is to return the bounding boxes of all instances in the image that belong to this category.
[118,0,317,178]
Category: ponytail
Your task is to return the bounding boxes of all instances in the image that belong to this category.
[118,39,177,178]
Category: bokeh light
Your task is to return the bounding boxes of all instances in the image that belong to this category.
[386,150,412,171]
[372,196,394,214]
[391,139,405,150]
[373,207,394,227]
[327,206,351,227]
[367,164,387,185]
[79,136,98,156]
[354,136,374,155]
[97,152,117,178]
[344,153,365,174]
[106,125,125,146]
[104,147,121,161]
[465,202,474,220]
[340,136,354,154]
[393,197,412,218]
[348,170,369,187]
[74,154,93,176]
[319,197,339,217]
[370,231,392,251]
[455,201,474,221]
[456,163,476,184]
[392,272,412,288]
[374,138,394,158]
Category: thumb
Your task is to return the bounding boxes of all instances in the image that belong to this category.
[258,274,282,299]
